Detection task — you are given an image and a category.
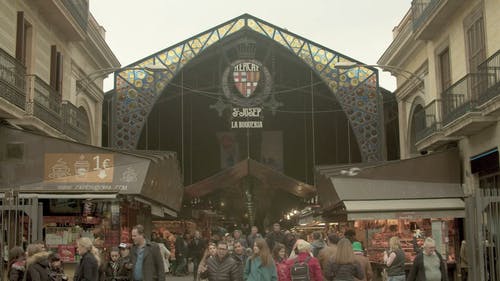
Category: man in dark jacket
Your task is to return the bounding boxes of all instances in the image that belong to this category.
[231,241,248,280]
[407,237,448,281]
[265,223,285,251]
[174,233,188,276]
[189,230,206,281]
[246,226,262,249]
[130,224,166,281]
[199,241,239,281]
[311,231,326,257]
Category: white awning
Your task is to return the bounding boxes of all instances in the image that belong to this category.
[343,198,465,220]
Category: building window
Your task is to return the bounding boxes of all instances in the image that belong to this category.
[438,48,451,92]
[50,45,63,98]
[15,11,32,69]
[465,8,485,72]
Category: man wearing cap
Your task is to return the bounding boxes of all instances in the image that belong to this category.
[118,243,134,280]
[130,224,166,281]
[352,242,373,281]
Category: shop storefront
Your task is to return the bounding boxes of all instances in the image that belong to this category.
[316,148,464,280]
[0,125,183,260]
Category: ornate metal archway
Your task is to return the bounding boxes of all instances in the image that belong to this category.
[111,14,384,162]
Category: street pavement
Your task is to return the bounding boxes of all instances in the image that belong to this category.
[168,273,195,281]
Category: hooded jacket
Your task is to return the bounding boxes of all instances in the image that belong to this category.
[26,252,51,281]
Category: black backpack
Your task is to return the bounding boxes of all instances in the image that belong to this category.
[290,256,311,281]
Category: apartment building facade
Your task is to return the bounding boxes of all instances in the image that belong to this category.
[379,1,500,280]
[0,0,119,145]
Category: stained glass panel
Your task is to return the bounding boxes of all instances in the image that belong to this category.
[112,14,382,161]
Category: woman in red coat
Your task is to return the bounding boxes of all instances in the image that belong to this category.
[284,240,324,281]
[272,243,288,281]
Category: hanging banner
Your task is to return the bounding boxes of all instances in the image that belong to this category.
[217,132,240,169]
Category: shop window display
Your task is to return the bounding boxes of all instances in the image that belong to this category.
[354,218,459,264]
[43,200,121,263]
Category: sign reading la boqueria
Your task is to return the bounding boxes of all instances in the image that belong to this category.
[231,107,263,129]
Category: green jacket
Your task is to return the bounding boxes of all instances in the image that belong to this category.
[244,256,277,281]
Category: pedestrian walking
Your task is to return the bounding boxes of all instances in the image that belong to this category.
[74,237,100,281]
[25,243,50,281]
[232,241,248,280]
[189,231,207,280]
[407,237,448,281]
[285,239,324,281]
[244,238,277,281]
[102,247,121,281]
[271,243,287,281]
[383,237,405,281]
[130,224,166,281]
[352,242,373,281]
[198,241,239,281]
[118,243,133,280]
[325,238,363,281]
[318,234,339,276]
[8,246,26,281]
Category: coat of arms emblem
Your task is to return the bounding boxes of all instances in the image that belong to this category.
[233,61,260,98]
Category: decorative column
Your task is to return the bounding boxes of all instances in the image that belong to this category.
[243,176,255,226]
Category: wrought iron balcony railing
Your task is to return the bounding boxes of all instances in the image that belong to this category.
[477,50,500,105]
[26,75,62,130]
[411,0,441,31]
[415,99,441,142]
[441,73,492,125]
[62,0,89,32]
[62,101,90,143]
[0,48,26,110]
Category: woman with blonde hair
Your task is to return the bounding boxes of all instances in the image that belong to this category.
[325,238,363,281]
[244,238,277,281]
[383,236,406,281]
[74,237,100,281]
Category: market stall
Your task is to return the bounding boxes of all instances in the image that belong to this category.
[0,126,183,264]
[316,149,464,280]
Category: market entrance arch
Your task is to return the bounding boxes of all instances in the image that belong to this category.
[107,14,385,229]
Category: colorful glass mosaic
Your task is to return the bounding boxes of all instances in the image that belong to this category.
[112,14,383,162]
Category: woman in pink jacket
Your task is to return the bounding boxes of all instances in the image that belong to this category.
[272,243,288,281]
[284,240,324,281]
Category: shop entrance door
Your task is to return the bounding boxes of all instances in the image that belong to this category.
[467,177,500,281]
[0,190,41,277]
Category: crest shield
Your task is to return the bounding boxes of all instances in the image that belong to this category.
[233,62,260,98]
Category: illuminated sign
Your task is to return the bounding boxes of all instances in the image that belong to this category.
[44,153,114,183]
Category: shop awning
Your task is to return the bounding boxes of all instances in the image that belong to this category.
[0,125,183,214]
[316,148,465,221]
[185,158,315,198]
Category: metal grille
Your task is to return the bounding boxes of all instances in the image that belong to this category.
[0,191,40,278]
[467,175,500,281]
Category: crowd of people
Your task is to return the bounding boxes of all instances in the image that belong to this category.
[5,223,450,281]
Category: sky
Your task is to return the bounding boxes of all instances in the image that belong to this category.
[89,0,412,92]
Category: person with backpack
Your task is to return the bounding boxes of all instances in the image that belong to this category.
[284,240,323,281]
[244,238,277,281]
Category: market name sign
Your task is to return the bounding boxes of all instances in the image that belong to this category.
[231,107,263,129]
